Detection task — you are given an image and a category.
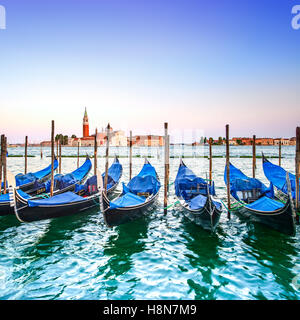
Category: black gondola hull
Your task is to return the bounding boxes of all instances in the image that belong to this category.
[13,176,121,223]
[0,201,14,216]
[232,197,296,236]
[102,192,159,227]
[177,197,222,232]
[15,195,100,223]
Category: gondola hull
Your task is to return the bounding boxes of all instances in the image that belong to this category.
[0,201,14,216]
[274,188,300,213]
[15,193,100,223]
[102,191,159,227]
[177,197,222,232]
[231,197,296,236]
[0,169,91,217]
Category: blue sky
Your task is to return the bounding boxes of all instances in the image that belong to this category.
[0,0,299,143]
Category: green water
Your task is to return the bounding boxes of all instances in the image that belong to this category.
[0,146,299,300]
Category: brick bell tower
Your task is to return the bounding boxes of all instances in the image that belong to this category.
[83,107,89,137]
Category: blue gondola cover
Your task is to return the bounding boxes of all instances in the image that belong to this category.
[109,192,146,209]
[245,196,284,212]
[15,159,59,186]
[224,163,274,201]
[28,191,83,207]
[175,163,215,201]
[109,162,160,209]
[263,159,299,200]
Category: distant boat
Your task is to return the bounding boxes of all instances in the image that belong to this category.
[12,157,123,223]
[174,159,222,232]
[101,158,160,227]
[262,154,300,211]
[224,162,296,235]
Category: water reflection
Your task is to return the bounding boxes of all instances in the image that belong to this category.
[102,217,148,278]
[241,223,300,299]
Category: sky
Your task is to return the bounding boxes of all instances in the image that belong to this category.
[0,0,299,143]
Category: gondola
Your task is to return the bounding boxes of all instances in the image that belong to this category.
[101,158,161,227]
[262,154,300,210]
[12,157,123,223]
[27,156,92,196]
[14,158,59,192]
[0,156,92,216]
[224,162,296,235]
[174,159,222,232]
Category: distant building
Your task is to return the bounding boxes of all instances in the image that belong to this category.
[229,140,238,146]
[67,109,127,147]
[274,138,291,146]
[40,141,52,147]
[233,137,274,146]
[232,137,252,145]
[131,135,164,146]
[256,138,274,145]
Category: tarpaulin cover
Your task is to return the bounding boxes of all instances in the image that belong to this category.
[245,196,284,212]
[224,163,274,201]
[28,191,83,207]
[33,159,59,180]
[102,158,122,190]
[54,173,77,190]
[72,158,92,181]
[54,157,92,190]
[15,159,58,186]
[109,192,145,209]
[126,163,160,196]
[187,193,222,211]
[17,189,31,200]
[0,193,10,202]
[15,172,37,187]
[75,158,122,194]
[109,161,160,208]
[0,189,31,203]
[263,158,299,200]
[188,194,207,210]
[75,175,98,194]
[175,163,215,201]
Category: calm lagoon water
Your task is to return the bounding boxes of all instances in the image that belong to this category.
[0,145,299,300]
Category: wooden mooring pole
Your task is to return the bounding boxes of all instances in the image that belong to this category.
[77,141,80,168]
[3,136,7,194]
[296,127,300,221]
[24,136,28,174]
[129,130,132,180]
[59,140,62,174]
[209,139,212,185]
[226,124,231,218]
[40,143,43,159]
[104,124,110,194]
[94,128,98,176]
[50,121,55,197]
[279,140,282,167]
[164,123,169,214]
[252,135,256,178]
[0,135,3,194]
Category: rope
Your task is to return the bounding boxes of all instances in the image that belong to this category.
[163,200,180,210]
[219,198,231,213]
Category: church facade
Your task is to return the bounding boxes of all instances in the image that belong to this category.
[68,108,127,147]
